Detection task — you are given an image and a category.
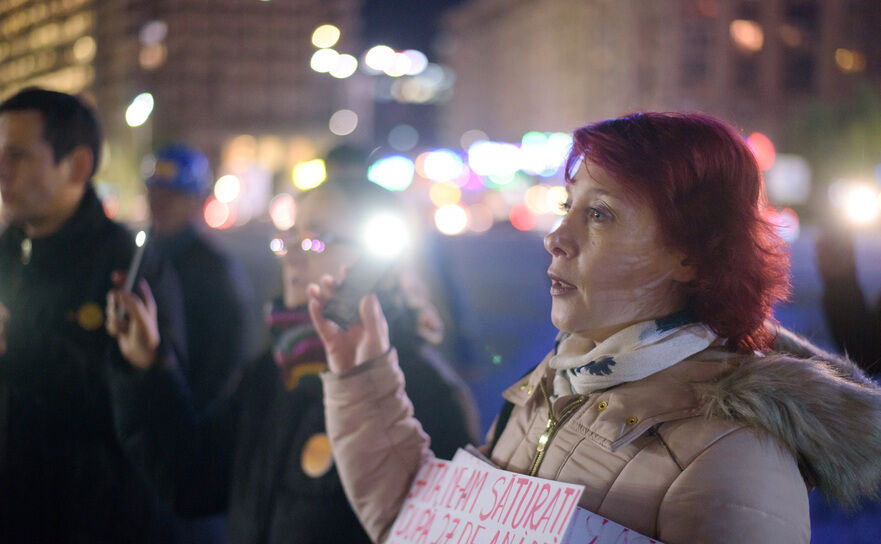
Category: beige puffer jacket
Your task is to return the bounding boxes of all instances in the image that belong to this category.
[322,337,881,544]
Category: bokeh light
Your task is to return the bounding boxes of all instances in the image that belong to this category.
[270,237,286,256]
[835,48,866,73]
[384,52,412,77]
[139,43,167,70]
[460,129,488,151]
[292,159,327,190]
[467,141,520,177]
[422,149,465,182]
[435,204,468,235]
[402,49,428,75]
[730,20,763,53]
[458,168,485,191]
[330,54,358,78]
[214,174,241,203]
[764,154,811,205]
[311,24,340,48]
[520,132,558,176]
[509,203,536,231]
[368,155,415,191]
[139,20,167,45]
[125,93,154,127]
[546,186,568,215]
[524,184,550,214]
[269,193,296,231]
[834,184,881,225]
[429,182,462,207]
[388,124,419,151]
[363,213,409,257]
[329,109,358,135]
[310,48,339,73]
[72,36,95,62]
[204,197,236,229]
[467,203,494,233]
[364,45,395,72]
[747,132,776,171]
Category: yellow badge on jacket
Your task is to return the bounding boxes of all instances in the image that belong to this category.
[75,302,104,331]
[301,433,333,478]
[284,362,327,391]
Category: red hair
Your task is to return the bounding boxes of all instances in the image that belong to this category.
[565,112,790,353]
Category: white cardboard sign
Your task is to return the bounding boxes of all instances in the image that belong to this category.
[561,507,661,544]
[388,449,661,544]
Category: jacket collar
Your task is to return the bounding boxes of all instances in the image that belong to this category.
[504,338,881,508]
[154,223,198,259]
[8,185,106,267]
[503,347,737,450]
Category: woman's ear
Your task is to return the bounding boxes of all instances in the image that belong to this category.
[673,254,697,283]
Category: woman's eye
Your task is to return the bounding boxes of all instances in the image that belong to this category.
[559,201,572,213]
[589,207,603,219]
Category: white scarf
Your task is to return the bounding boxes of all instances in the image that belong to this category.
[549,312,719,396]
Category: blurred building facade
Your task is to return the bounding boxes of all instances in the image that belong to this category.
[439,0,881,144]
[0,0,365,220]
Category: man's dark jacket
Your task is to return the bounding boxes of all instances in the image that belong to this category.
[0,186,185,543]
[155,224,252,413]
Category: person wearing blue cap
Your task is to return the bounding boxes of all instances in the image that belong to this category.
[144,143,254,542]
[144,143,253,414]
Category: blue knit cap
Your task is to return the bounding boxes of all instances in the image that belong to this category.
[144,143,211,196]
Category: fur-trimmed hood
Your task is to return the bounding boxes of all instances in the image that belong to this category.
[699,328,881,508]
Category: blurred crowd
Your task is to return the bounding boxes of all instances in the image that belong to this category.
[0,88,878,544]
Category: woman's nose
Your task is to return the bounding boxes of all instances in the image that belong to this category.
[544,221,575,258]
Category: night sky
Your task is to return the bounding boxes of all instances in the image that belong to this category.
[361,0,466,56]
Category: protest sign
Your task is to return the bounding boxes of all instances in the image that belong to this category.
[388,449,661,544]
[388,451,583,544]
[560,507,661,544]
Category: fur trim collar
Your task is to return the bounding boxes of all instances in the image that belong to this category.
[698,338,881,508]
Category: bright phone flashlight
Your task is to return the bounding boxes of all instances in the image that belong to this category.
[830,181,881,226]
[362,213,410,258]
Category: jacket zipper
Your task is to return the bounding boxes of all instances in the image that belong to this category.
[527,377,586,476]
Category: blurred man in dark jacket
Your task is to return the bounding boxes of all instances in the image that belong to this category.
[0,88,185,542]
[816,227,881,374]
[144,143,253,414]
[143,144,254,543]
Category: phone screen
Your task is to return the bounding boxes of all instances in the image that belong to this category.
[322,255,395,330]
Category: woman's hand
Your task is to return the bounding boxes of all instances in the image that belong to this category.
[106,272,160,370]
[307,273,390,374]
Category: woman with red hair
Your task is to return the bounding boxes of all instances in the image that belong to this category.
[308,112,881,542]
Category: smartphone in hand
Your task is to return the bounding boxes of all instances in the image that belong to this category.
[322,255,395,330]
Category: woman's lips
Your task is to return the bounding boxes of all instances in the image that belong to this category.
[548,272,576,296]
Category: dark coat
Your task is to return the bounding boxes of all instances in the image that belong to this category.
[156,224,252,413]
[110,334,479,544]
[821,273,881,373]
[0,186,186,543]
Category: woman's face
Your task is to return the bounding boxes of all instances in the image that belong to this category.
[280,187,361,308]
[544,160,691,342]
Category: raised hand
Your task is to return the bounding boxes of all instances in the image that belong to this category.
[106,272,160,370]
[307,273,390,374]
